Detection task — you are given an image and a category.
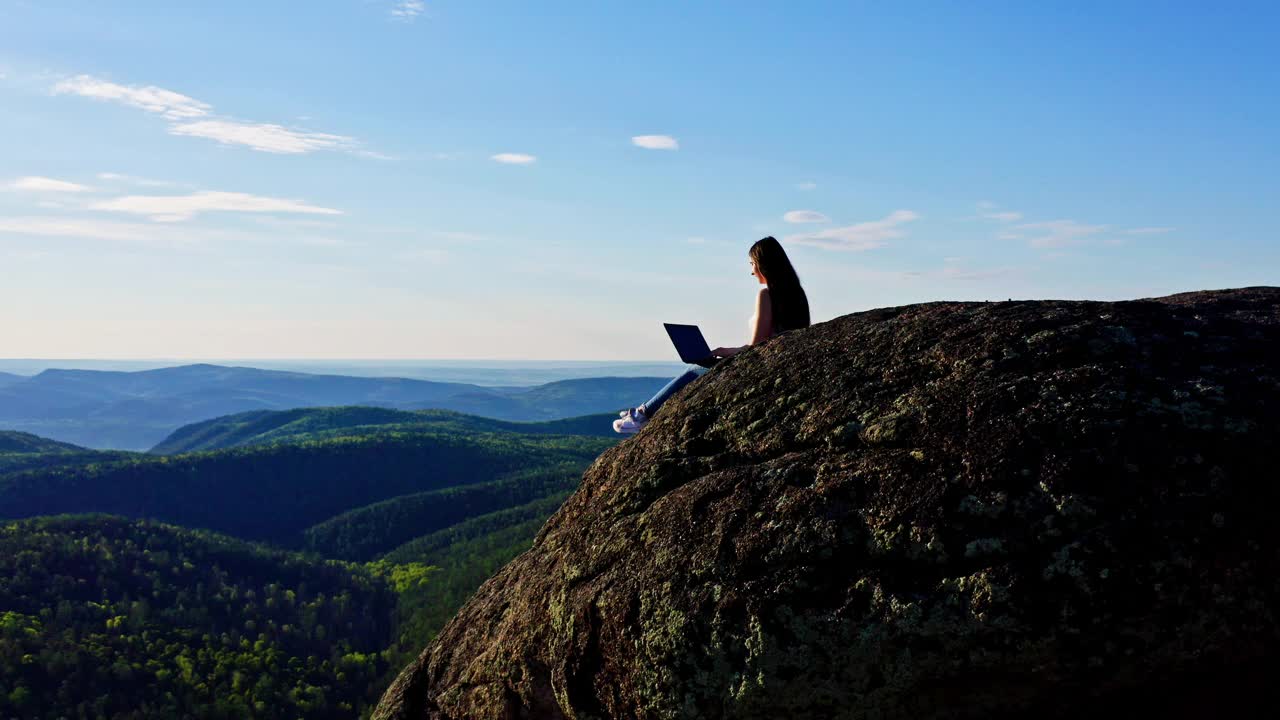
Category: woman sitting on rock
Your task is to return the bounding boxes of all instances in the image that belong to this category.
[613,235,811,434]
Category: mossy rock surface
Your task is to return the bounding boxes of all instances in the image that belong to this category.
[375,287,1280,720]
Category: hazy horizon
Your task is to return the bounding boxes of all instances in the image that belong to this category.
[0,358,688,386]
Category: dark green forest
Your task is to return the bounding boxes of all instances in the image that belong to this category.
[0,428,612,546]
[0,407,616,719]
[0,431,131,475]
[376,494,569,666]
[381,491,571,566]
[302,463,584,561]
[151,406,619,454]
[0,515,397,719]
[0,431,85,454]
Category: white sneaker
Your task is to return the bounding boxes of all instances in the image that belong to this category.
[612,407,649,434]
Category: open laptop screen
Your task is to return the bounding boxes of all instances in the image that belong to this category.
[663,323,716,366]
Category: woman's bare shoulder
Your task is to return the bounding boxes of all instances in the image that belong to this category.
[755,287,772,316]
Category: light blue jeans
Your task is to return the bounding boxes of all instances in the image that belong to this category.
[642,364,709,417]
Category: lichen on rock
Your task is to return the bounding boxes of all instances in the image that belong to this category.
[374,287,1280,720]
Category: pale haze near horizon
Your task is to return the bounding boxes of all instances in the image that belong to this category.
[0,358,689,386]
[1,2,1276,360]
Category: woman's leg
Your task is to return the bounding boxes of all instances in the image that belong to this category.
[641,364,709,418]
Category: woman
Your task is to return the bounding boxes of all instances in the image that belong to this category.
[613,235,810,434]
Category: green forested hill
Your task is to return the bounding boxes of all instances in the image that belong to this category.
[0,364,663,450]
[0,431,133,475]
[401,376,667,421]
[0,431,85,454]
[301,463,583,561]
[0,430,613,547]
[0,515,398,719]
[150,406,619,454]
[0,504,572,720]
[380,491,568,567]
[375,492,572,668]
[0,417,611,719]
[149,406,417,454]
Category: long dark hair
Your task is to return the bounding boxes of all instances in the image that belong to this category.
[750,236,810,334]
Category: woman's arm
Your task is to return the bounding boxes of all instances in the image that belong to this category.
[712,288,772,357]
[749,287,773,344]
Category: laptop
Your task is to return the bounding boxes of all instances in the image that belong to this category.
[664,323,720,368]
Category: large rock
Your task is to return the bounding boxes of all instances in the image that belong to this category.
[375,288,1280,719]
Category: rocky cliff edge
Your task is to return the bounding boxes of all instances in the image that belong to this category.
[376,287,1280,719]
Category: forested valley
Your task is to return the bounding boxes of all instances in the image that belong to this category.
[0,408,618,719]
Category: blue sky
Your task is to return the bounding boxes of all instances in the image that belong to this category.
[1,1,1276,360]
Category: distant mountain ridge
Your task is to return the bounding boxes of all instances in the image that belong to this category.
[0,430,85,454]
[151,406,619,454]
[0,431,130,476]
[0,363,666,450]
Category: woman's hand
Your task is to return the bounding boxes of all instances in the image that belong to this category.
[711,346,743,358]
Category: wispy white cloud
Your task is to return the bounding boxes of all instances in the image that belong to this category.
[491,153,536,165]
[796,181,817,191]
[248,216,340,231]
[989,203,1170,247]
[168,120,356,155]
[390,0,426,20]
[1016,219,1107,249]
[984,210,1023,222]
[90,190,343,222]
[631,135,679,150]
[51,75,211,119]
[97,172,175,187]
[0,216,201,245]
[7,176,92,193]
[782,209,829,224]
[50,74,372,157]
[974,201,1022,223]
[785,210,919,251]
[351,149,397,161]
[795,253,1025,291]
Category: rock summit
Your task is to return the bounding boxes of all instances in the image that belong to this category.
[376,288,1280,719]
